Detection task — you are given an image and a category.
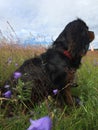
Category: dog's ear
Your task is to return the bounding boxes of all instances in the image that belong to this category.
[53,30,68,50]
[55,33,66,42]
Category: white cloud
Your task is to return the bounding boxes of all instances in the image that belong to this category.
[0,0,98,47]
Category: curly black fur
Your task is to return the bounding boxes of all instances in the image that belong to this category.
[2,18,95,106]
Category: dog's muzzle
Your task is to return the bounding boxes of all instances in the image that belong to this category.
[88,31,95,42]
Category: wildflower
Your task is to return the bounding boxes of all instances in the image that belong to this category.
[7,57,12,64]
[27,116,52,130]
[15,63,18,66]
[14,72,22,79]
[74,97,83,106]
[3,90,12,98]
[53,89,58,95]
[93,59,98,66]
[4,85,10,88]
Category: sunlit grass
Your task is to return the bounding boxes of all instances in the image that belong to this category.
[0,42,45,84]
[0,42,98,130]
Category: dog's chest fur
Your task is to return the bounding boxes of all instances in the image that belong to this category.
[65,67,76,84]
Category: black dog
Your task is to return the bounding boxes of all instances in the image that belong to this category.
[2,18,94,106]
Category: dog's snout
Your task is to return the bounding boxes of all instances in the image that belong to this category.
[88,31,95,42]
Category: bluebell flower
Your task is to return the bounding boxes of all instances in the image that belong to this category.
[27,116,52,130]
[15,63,18,66]
[14,72,22,79]
[53,89,58,95]
[4,85,10,88]
[7,57,12,64]
[3,90,12,98]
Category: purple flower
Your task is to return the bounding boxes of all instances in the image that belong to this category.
[15,63,18,66]
[93,59,98,66]
[7,57,12,64]
[75,97,83,106]
[53,89,58,95]
[3,90,12,98]
[4,85,10,88]
[14,72,22,79]
[27,116,52,130]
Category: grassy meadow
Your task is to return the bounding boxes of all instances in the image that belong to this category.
[0,41,98,130]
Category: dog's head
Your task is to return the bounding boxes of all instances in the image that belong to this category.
[53,18,95,57]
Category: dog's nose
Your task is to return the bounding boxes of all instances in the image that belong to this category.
[88,31,95,42]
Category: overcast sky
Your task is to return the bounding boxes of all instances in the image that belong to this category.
[0,0,98,47]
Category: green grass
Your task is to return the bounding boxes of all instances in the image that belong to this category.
[0,44,98,130]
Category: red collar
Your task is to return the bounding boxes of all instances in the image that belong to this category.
[64,50,72,60]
